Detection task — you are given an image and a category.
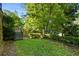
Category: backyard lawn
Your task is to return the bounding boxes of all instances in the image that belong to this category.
[15,39,79,56]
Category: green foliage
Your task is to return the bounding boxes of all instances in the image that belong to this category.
[3,10,14,40]
[2,10,21,40]
[64,36,79,45]
[23,3,79,45]
[24,4,67,38]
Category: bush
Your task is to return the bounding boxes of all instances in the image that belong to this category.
[29,33,43,39]
[3,27,14,41]
[63,36,79,45]
[30,33,51,39]
[43,33,51,39]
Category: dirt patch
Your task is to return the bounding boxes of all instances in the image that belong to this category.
[2,41,16,56]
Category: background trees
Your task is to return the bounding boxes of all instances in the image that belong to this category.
[2,10,21,40]
[23,4,69,38]
[1,3,79,45]
[23,3,79,45]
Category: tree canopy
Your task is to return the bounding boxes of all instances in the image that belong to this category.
[23,4,79,44]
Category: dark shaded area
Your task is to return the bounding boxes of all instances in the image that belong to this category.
[0,3,2,10]
[0,3,3,55]
[3,27,14,41]
[2,12,15,41]
[2,40,16,56]
[14,32,23,40]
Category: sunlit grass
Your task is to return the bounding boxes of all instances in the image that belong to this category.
[15,39,78,56]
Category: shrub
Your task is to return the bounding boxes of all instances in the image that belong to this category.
[29,33,43,39]
[43,33,51,39]
[63,36,79,45]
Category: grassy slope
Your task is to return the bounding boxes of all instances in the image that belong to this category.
[15,39,79,56]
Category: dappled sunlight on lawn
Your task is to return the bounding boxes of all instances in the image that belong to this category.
[15,39,79,56]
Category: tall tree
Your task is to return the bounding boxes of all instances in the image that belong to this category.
[2,10,21,40]
[24,3,79,38]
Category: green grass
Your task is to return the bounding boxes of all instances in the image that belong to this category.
[15,39,79,56]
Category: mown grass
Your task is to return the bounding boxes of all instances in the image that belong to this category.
[15,39,79,56]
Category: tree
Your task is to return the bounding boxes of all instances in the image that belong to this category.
[24,4,67,38]
[2,10,21,40]
[60,4,79,36]
[24,3,79,40]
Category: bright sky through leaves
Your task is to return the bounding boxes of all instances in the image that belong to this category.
[2,3,26,18]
